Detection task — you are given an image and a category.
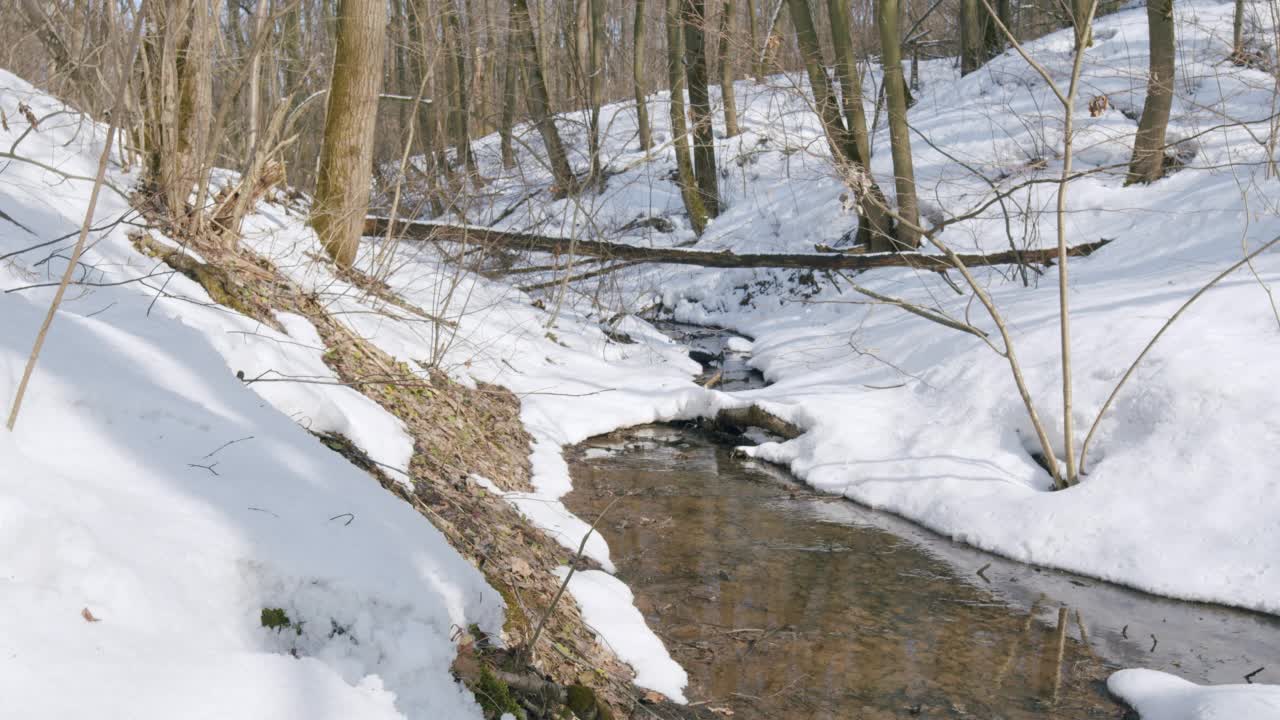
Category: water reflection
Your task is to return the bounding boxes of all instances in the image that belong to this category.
[564,426,1278,719]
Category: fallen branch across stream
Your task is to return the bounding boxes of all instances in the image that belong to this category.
[366,217,1113,273]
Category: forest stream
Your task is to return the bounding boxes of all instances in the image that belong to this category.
[562,324,1280,719]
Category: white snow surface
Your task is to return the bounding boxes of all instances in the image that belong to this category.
[0,72,501,718]
[553,568,689,702]
[1108,669,1280,720]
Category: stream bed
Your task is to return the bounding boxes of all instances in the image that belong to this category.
[561,325,1279,719]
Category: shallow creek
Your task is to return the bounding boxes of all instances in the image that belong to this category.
[562,324,1279,719]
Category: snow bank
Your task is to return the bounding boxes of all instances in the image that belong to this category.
[554,568,689,702]
[0,71,501,718]
[1109,669,1280,720]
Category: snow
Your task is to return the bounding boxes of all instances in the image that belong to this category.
[0,72,500,718]
[1108,669,1280,720]
[553,568,689,703]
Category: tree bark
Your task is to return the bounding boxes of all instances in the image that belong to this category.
[745,0,764,82]
[717,0,741,137]
[634,0,654,151]
[683,0,721,218]
[667,0,709,232]
[1232,0,1245,58]
[587,0,605,183]
[500,17,519,168]
[877,0,922,248]
[1074,0,1093,48]
[442,1,476,175]
[822,0,895,250]
[826,0,870,165]
[370,217,1112,271]
[510,0,578,194]
[312,0,387,268]
[1126,0,1174,185]
[960,0,984,75]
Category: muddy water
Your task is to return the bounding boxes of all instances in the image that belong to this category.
[562,327,1280,718]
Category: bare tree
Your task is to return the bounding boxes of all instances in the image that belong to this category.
[311,0,388,267]
[877,0,922,248]
[510,0,578,194]
[717,0,742,137]
[1127,0,1175,185]
[667,0,710,231]
[634,0,654,151]
[683,0,721,218]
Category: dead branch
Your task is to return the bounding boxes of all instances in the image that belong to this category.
[369,217,1112,273]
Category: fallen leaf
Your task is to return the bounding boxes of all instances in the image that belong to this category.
[709,706,735,716]
[81,607,101,623]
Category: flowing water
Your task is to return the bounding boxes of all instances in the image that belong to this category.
[561,324,1280,719]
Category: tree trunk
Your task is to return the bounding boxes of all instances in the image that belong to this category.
[510,0,578,194]
[442,1,475,176]
[500,18,519,168]
[408,0,446,216]
[1126,0,1174,185]
[1232,0,1245,59]
[826,0,869,165]
[983,0,1010,59]
[683,0,721,218]
[588,0,605,183]
[634,0,654,151]
[717,0,741,137]
[667,0,709,233]
[373,217,1113,271]
[960,0,983,75]
[877,0,921,248]
[823,0,895,249]
[745,0,763,82]
[1073,0,1093,48]
[311,0,387,268]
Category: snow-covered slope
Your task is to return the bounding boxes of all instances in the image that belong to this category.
[0,72,504,718]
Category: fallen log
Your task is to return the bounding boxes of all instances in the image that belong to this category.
[365,217,1112,272]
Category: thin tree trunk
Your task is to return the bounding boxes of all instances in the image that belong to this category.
[588,0,604,183]
[442,1,475,175]
[246,0,270,163]
[717,0,741,137]
[1233,0,1245,58]
[1126,0,1174,185]
[1073,0,1093,48]
[960,0,983,75]
[683,0,720,217]
[499,17,518,167]
[408,0,446,216]
[634,0,653,151]
[745,0,763,82]
[877,0,921,248]
[311,0,387,267]
[667,0,709,232]
[793,0,896,249]
[826,0,869,165]
[510,0,578,194]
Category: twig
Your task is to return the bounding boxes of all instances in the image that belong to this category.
[203,435,255,459]
[328,512,355,526]
[1245,667,1265,684]
[5,1,147,432]
[522,497,620,665]
[1080,233,1280,473]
